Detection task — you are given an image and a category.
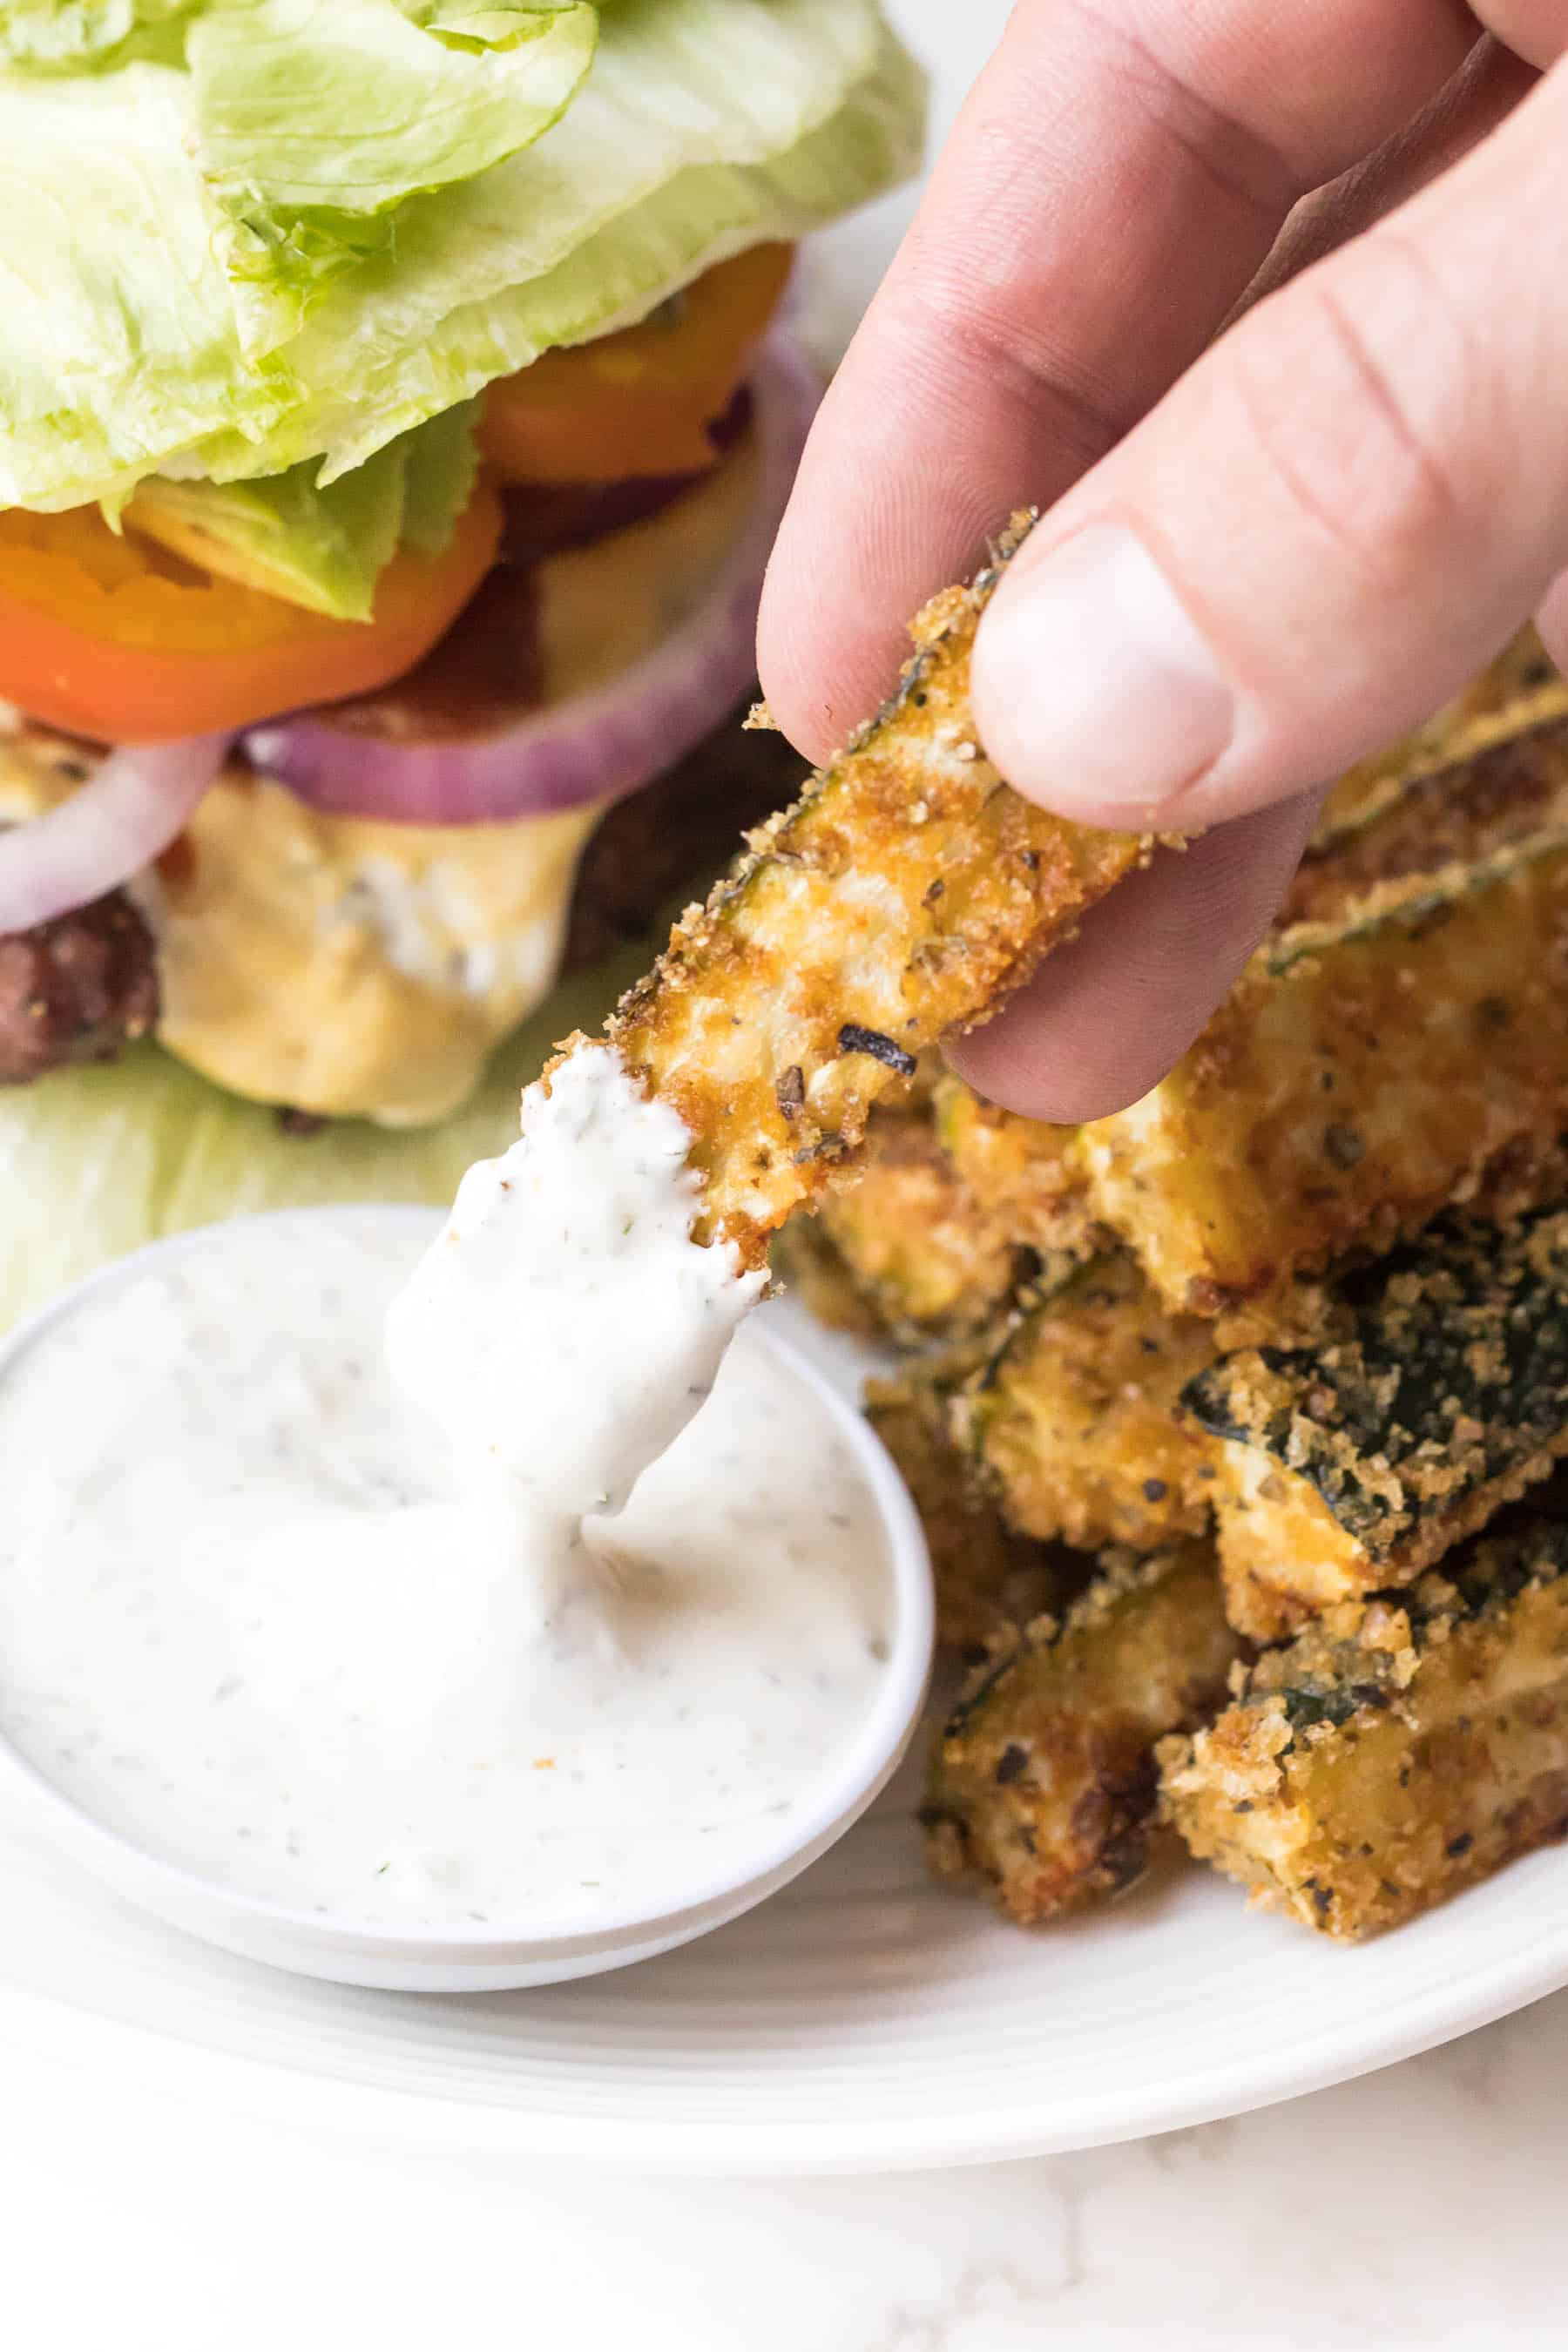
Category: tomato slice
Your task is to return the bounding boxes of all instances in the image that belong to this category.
[478,243,793,487]
[0,483,503,744]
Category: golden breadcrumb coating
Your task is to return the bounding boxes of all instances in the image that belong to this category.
[815,1112,1037,1341]
[1159,1504,1568,1937]
[924,1540,1242,1923]
[1285,713,1568,925]
[1185,1210,1568,1639]
[958,1254,1221,1553]
[865,1356,1065,1655]
[1081,832,1568,1314]
[586,521,1158,1270]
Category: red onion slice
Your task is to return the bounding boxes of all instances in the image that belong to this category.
[243,333,822,825]
[0,734,232,932]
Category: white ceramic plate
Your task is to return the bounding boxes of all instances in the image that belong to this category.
[3,1294,1567,2177]
[6,0,1560,2187]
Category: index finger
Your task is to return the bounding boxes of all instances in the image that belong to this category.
[758,0,1476,763]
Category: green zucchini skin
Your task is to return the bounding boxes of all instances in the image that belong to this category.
[1160,1503,1568,1937]
[959,1253,1220,1554]
[1184,1209,1568,1637]
[865,1345,1067,1656]
[1284,713,1568,924]
[924,1538,1243,1923]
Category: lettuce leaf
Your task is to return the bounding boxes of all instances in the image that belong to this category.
[0,0,193,71]
[122,403,477,617]
[0,0,922,510]
[188,0,598,356]
[396,401,481,556]
[402,3,591,50]
[204,6,924,483]
[0,63,282,512]
[124,439,407,620]
[0,923,652,1336]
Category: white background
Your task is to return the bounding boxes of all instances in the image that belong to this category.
[10,8,1565,2346]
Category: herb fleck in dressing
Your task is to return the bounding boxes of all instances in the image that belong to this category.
[0,1052,893,1927]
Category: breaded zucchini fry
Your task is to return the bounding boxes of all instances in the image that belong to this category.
[804,1066,1098,1347]
[866,1357,1064,1652]
[959,1254,1221,1552]
[1080,830,1568,1313]
[1159,1507,1568,1937]
[1184,1211,1568,1639]
[781,646,1568,1338]
[923,1539,1242,1922]
[929,1071,1094,1256]
[604,525,1154,1271]
[888,714,1568,1307]
[1284,713,1568,925]
[767,1214,885,1340]
[1315,624,1567,839]
[815,1110,1044,1342]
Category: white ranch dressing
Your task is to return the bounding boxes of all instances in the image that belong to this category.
[0,1052,893,1927]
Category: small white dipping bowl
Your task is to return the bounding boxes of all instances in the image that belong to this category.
[0,1210,933,1994]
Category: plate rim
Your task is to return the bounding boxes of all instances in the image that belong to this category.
[5,1913,1567,2175]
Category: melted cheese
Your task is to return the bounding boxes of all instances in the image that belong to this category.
[142,781,602,1125]
[0,432,760,1126]
[0,722,598,1126]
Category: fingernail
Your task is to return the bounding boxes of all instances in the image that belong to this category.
[973,524,1233,821]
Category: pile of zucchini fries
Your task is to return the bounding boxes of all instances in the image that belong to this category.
[781,626,1568,1940]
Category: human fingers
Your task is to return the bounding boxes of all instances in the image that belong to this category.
[970,57,1568,830]
[757,0,1475,762]
[947,37,1552,1125]
[947,787,1325,1120]
[1233,34,1534,318]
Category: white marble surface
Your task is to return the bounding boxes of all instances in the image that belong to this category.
[5,1998,1565,2349]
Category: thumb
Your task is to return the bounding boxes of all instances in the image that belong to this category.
[971,57,1568,830]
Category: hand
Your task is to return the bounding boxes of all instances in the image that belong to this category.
[758,4,1568,1120]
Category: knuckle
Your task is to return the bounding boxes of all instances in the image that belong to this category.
[1226,239,1473,584]
[1059,0,1300,221]
[898,270,1135,477]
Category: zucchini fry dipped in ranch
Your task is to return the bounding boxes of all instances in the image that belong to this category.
[393,536,1159,1629]
[0,0,924,1259]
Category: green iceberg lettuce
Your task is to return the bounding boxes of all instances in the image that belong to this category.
[0,2,193,71]
[122,403,480,619]
[0,0,923,511]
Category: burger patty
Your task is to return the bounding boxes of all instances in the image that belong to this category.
[0,700,803,1095]
[0,890,159,1084]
